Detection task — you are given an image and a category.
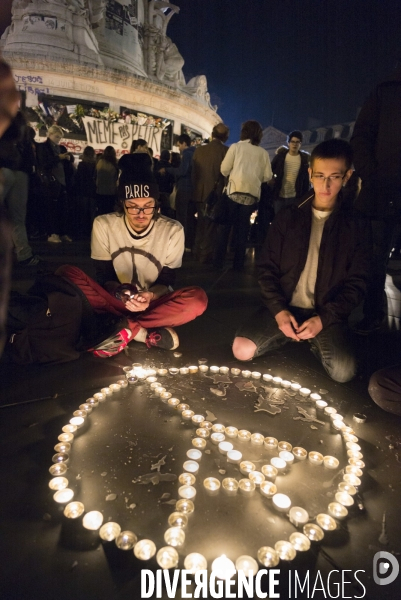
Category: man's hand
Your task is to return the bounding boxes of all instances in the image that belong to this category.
[275,310,300,341]
[125,291,154,312]
[296,316,323,339]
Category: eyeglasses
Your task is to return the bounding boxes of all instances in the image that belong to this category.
[125,204,155,215]
[311,174,346,184]
[289,140,301,144]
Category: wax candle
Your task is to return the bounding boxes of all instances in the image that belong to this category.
[178,403,190,412]
[62,424,77,434]
[264,437,278,449]
[257,546,279,567]
[202,421,213,429]
[52,453,69,464]
[290,382,301,392]
[49,463,67,476]
[192,438,207,450]
[154,386,166,395]
[203,477,221,492]
[323,456,340,469]
[156,546,179,569]
[93,392,106,402]
[184,553,207,573]
[332,419,346,431]
[275,540,296,561]
[338,482,357,495]
[222,478,239,493]
[239,479,256,494]
[227,450,242,464]
[249,471,265,486]
[308,451,324,465]
[212,423,226,433]
[211,432,225,445]
[346,442,361,452]
[146,376,158,383]
[347,450,363,460]
[168,398,180,408]
[186,449,202,461]
[299,387,311,397]
[220,366,229,374]
[348,458,365,468]
[179,473,196,486]
[271,457,286,472]
[289,532,311,551]
[303,523,324,541]
[281,380,291,388]
[54,442,71,453]
[279,451,295,465]
[79,403,92,414]
[260,481,277,498]
[316,399,328,410]
[99,522,121,541]
[218,441,233,455]
[192,414,205,425]
[83,511,103,530]
[109,383,121,392]
[316,513,337,531]
[48,477,68,491]
[116,530,137,550]
[230,368,241,376]
[211,555,236,580]
[53,488,74,503]
[278,441,292,452]
[199,365,209,372]
[251,433,265,445]
[176,499,194,514]
[263,373,273,382]
[241,370,251,378]
[182,410,195,420]
[134,539,157,560]
[168,512,188,528]
[289,506,309,527]
[116,379,128,388]
[178,485,197,499]
[169,368,179,375]
[239,461,256,475]
[251,371,261,379]
[272,376,282,386]
[225,426,238,438]
[69,417,84,428]
[101,387,112,395]
[73,409,87,418]
[210,366,219,374]
[261,465,278,481]
[345,465,363,477]
[58,432,74,443]
[183,460,199,474]
[157,368,168,376]
[335,491,354,507]
[310,392,321,402]
[237,429,251,442]
[180,367,189,375]
[343,434,359,443]
[292,447,307,461]
[196,428,210,438]
[343,473,361,487]
[64,501,84,519]
[235,555,258,576]
[164,527,185,547]
[150,382,160,389]
[272,493,291,512]
[328,502,348,520]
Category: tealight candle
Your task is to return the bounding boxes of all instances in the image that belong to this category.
[169,368,179,375]
[202,421,213,429]
[211,432,225,444]
[263,373,273,382]
[240,460,256,475]
[278,441,292,452]
[150,381,160,390]
[345,465,363,477]
[183,460,199,474]
[69,417,84,428]
[328,502,348,520]
[343,473,361,487]
[211,555,236,580]
[178,485,197,499]
[49,463,67,476]
[198,358,207,364]
[179,473,196,485]
[279,451,295,465]
[324,406,337,417]
[99,522,121,541]
[156,546,179,569]
[289,506,309,527]
[308,451,324,465]
[58,433,74,443]
[186,449,202,461]
[323,456,339,469]
[275,540,296,561]
[343,426,356,434]
[116,379,128,388]
[227,450,242,464]
[225,426,238,438]
[235,555,258,576]
[210,366,220,374]
[79,403,92,414]
[290,532,311,551]
[332,419,346,431]
[86,398,99,409]
[316,513,337,531]
[53,488,74,503]
[241,370,251,378]
[109,383,121,392]
[157,368,168,376]
[237,429,251,442]
[264,437,278,449]
[192,438,207,450]
[132,362,142,372]
[203,477,221,492]
[272,376,282,386]
[48,477,68,491]
[146,376,158,383]
[64,501,85,519]
[168,512,188,528]
[299,387,311,397]
[331,413,344,422]
[249,471,265,486]
[127,376,138,385]
[316,399,328,410]
[347,450,363,460]
[260,481,277,498]
[239,479,256,494]
[292,447,307,461]
[182,410,195,420]
[272,493,292,512]
[220,366,229,374]
[251,433,264,445]
[348,458,365,468]
[281,379,291,388]
[199,365,209,373]
[101,387,112,395]
[257,546,279,567]
[212,423,226,433]
[310,392,322,402]
[251,371,261,379]
[184,553,207,574]
[271,457,286,472]
[346,442,361,452]
[62,424,77,434]
[176,499,194,514]
[222,478,239,493]
[83,511,104,530]
[192,414,205,425]
[290,382,301,392]
[164,526,185,547]
[123,366,133,375]
[303,523,324,541]
[261,465,278,481]
[343,434,359,443]
[73,410,87,418]
[134,539,157,560]
[93,392,106,402]
[189,365,199,374]
[154,386,166,395]
[338,482,357,495]
[161,392,172,401]
[218,441,233,455]
[196,428,210,438]
[52,453,69,464]
[335,491,354,507]
[168,398,180,408]
[54,442,71,453]
[230,368,241,376]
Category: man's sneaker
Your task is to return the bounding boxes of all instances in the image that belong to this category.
[18,254,42,267]
[353,316,386,335]
[145,327,179,350]
[92,328,133,358]
[48,234,62,243]
[61,234,73,242]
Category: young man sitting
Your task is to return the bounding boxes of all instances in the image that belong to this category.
[57,155,207,357]
[232,139,371,383]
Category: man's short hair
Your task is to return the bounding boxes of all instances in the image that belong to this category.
[287,130,303,143]
[240,120,263,145]
[160,149,170,161]
[177,133,191,147]
[47,125,64,137]
[311,139,353,171]
[130,138,147,153]
[212,123,229,142]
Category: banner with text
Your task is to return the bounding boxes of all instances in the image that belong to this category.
[82,116,165,152]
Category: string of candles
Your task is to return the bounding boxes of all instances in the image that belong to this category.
[48,363,364,576]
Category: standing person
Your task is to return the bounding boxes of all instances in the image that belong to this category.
[271,130,310,215]
[192,123,230,263]
[36,125,74,243]
[95,145,118,216]
[214,120,272,271]
[232,139,370,383]
[74,145,97,238]
[57,155,208,356]
[350,65,401,334]
[155,149,175,217]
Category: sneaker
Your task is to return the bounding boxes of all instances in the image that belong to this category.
[353,316,386,335]
[18,254,42,267]
[61,235,73,242]
[48,234,62,243]
[145,327,179,350]
[92,328,133,358]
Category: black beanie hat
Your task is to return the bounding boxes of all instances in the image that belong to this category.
[118,153,160,200]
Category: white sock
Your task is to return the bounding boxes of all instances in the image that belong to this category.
[133,326,148,343]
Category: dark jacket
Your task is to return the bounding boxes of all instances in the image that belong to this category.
[155,158,175,194]
[351,68,401,218]
[271,149,310,199]
[257,192,371,328]
[167,145,196,194]
[36,138,75,193]
[191,139,228,203]
[75,161,96,198]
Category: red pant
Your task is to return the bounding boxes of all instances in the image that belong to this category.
[56,265,208,337]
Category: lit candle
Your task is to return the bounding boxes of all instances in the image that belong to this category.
[271,457,286,472]
[58,432,74,443]
[210,366,220,374]
[251,433,265,445]
[218,441,233,455]
[52,452,69,464]
[290,382,301,392]
[332,419,346,431]
[338,482,357,495]
[182,410,195,420]
[161,390,175,401]
[211,555,236,580]
[169,367,179,375]
[116,530,137,550]
[235,555,258,576]
[251,371,261,379]
[257,546,279,567]
[323,456,340,469]
[53,488,74,503]
[261,465,278,481]
[289,507,309,527]
[220,366,229,374]
[227,450,242,464]
[54,442,71,453]
[212,423,226,433]
[116,379,128,388]
[345,465,363,477]
[299,387,311,397]
[62,424,77,434]
[154,386,166,395]
[157,368,168,376]
[176,499,194,514]
[281,379,291,388]
[64,501,84,519]
[343,473,361,487]
[328,502,348,520]
[348,458,365,468]
[260,481,277,498]
[134,539,157,560]
[335,491,354,507]
[324,406,336,417]
[79,403,92,414]
[101,387,112,395]
[343,433,359,443]
[237,429,251,442]
[346,442,361,452]
[83,511,104,530]
[203,477,221,492]
[179,367,189,375]
[222,478,239,493]
[127,376,138,385]
[183,460,199,474]
[263,373,273,382]
[310,392,321,402]
[275,540,296,561]
[132,362,142,372]
[178,485,197,499]
[192,438,207,450]
[249,471,265,486]
[239,479,256,494]
[93,392,106,402]
[168,398,180,408]
[48,477,68,491]
[347,450,363,460]
[272,376,282,386]
[239,460,256,475]
[196,428,210,439]
[150,382,160,389]
[164,527,185,547]
[289,532,311,551]
[109,383,121,393]
[192,414,205,425]
[316,399,328,410]
[241,370,251,378]
[316,513,337,531]
[272,493,291,512]
[156,546,179,569]
[199,365,209,373]
[308,451,324,465]
[264,437,278,450]
[230,368,241,376]
[292,447,307,461]
[146,376,158,383]
[69,417,84,428]
[73,409,87,419]
[211,432,225,445]
[99,522,121,541]
[331,413,344,422]
[303,523,324,541]
[179,473,196,485]
[147,368,157,377]
[225,426,238,438]
[278,441,292,452]
[123,366,133,376]
[168,512,188,528]
[186,449,202,461]
[184,553,207,573]
[49,463,67,476]
[279,451,295,465]
[202,421,213,429]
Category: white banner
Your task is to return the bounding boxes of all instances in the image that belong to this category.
[82,116,164,152]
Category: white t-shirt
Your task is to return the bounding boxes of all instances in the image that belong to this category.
[290,207,333,309]
[91,213,184,290]
[280,153,301,198]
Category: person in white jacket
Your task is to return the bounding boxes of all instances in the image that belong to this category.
[214,120,272,270]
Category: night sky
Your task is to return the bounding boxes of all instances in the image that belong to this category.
[1,0,401,141]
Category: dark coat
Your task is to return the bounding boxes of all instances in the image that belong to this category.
[191,139,228,203]
[351,68,401,218]
[155,158,175,194]
[257,192,371,328]
[271,149,310,199]
[166,145,196,194]
[75,161,96,198]
[36,138,75,193]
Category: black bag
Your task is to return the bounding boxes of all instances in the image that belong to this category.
[6,274,84,364]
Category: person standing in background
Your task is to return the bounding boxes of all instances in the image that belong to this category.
[95,145,118,216]
[271,130,310,215]
[74,145,97,238]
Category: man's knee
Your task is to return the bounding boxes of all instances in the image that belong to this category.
[232,336,256,361]
[185,286,208,316]
[327,355,357,383]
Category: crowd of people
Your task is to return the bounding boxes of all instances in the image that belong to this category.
[1,57,400,417]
